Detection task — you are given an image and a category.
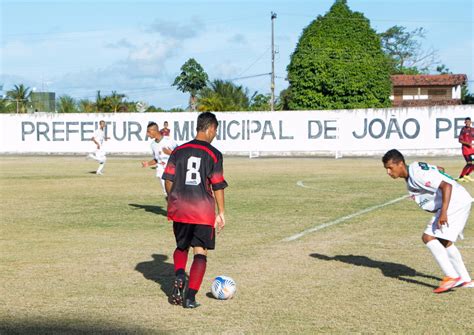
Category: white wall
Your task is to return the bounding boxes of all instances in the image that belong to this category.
[1,105,473,156]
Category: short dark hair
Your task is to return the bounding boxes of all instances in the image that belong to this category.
[382,149,405,164]
[465,117,471,121]
[147,122,158,129]
[196,112,218,132]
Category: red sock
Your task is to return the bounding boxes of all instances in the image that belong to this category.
[466,164,474,176]
[460,164,471,177]
[173,248,188,275]
[188,254,207,291]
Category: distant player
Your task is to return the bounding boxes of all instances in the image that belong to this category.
[162,112,227,308]
[142,122,177,195]
[457,117,474,182]
[88,120,109,175]
[160,121,171,137]
[383,149,474,293]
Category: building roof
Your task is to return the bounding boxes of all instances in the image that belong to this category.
[391,74,467,87]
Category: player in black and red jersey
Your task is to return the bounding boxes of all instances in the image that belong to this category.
[457,117,474,182]
[162,112,227,309]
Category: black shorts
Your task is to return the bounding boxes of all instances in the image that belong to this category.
[464,154,473,163]
[173,222,215,250]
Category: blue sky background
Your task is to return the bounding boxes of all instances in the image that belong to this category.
[1,0,473,109]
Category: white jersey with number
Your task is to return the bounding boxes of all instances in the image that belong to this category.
[407,161,472,213]
[151,137,177,166]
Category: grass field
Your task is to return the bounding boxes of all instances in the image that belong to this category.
[1,155,473,334]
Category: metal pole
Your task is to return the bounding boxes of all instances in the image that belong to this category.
[270,12,277,111]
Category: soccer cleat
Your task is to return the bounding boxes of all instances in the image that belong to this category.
[433,276,461,293]
[461,280,474,288]
[170,275,186,306]
[183,299,201,309]
[464,175,474,182]
[96,171,103,175]
[456,177,469,183]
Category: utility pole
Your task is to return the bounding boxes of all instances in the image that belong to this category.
[270,12,277,111]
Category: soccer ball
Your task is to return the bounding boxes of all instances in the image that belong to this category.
[211,275,236,300]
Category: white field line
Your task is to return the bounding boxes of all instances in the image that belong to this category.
[283,181,409,242]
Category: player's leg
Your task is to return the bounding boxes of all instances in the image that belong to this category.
[156,165,167,195]
[443,204,474,288]
[446,244,473,288]
[171,222,192,305]
[184,225,215,308]
[464,155,474,181]
[458,155,472,181]
[96,151,106,173]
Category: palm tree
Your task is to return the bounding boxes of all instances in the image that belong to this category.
[6,84,31,113]
[0,97,14,113]
[78,99,96,113]
[197,80,251,112]
[108,91,126,113]
[57,95,77,113]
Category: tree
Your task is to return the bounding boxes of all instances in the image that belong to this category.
[380,25,440,74]
[286,0,392,110]
[276,88,291,110]
[95,90,105,113]
[461,85,474,104]
[105,91,127,113]
[78,99,96,113]
[6,84,31,113]
[173,58,208,111]
[0,97,14,113]
[249,93,271,111]
[197,80,251,112]
[57,95,77,113]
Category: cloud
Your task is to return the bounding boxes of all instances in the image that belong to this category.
[145,17,205,40]
[228,33,247,44]
[105,38,136,49]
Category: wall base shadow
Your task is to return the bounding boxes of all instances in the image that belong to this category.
[310,253,441,289]
[129,204,167,217]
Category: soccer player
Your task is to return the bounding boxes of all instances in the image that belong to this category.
[87,120,109,175]
[383,149,474,293]
[160,121,171,137]
[141,122,177,195]
[162,112,227,308]
[457,117,474,182]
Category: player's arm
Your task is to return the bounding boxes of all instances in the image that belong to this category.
[91,136,100,149]
[142,158,157,168]
[165,180,173,195]
[437,181,452,228]
[214,189,225,234]
[458,133,472,146]
[162,147,173,155]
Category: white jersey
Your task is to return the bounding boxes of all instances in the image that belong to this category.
[150,136,177,165]
[93,128,106,146]
[407,161,472,213]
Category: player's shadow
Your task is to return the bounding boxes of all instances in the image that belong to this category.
[135,254,175,302]
[310,253,441,289]
[129,203,167,217]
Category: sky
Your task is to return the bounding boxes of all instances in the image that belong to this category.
[1,0,473,109]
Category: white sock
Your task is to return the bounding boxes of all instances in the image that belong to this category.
[426,240,459,278]
[446,245,472,282]
[97,163,105,173]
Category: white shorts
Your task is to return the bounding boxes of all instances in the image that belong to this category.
[95,149,107,163]
[424,203,471,242]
